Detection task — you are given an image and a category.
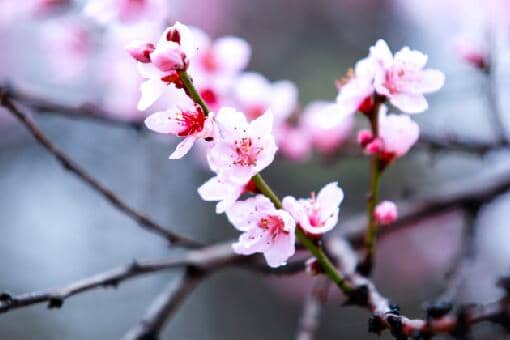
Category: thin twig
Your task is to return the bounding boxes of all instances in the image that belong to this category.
[296,276,330,340]
[0,92,200,248]
[122,268,205,340]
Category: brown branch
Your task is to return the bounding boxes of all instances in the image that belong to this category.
[296,276,330,340]
[0,91,200,248]
[0,241,305,315]
[122,268,205,340]
[0,242,234,314]
[418,131,508,156]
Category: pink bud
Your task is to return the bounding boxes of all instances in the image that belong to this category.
[151,43,186,72]
[357,129,374,147]
[375,201,397,225]
[126,41,155,63]
[365,138,383,154]
[357,95,374,114]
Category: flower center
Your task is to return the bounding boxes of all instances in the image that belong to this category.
[258,215,288,237]
[246,104,266,120]
[175,108,206,137]
[200,49,218,73]
[233,137,261,167]
[307,193,322,227]
[200,88,218,107]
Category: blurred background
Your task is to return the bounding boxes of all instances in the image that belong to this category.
[1,0,510,339]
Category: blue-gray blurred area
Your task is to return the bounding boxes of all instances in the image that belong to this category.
[1,0,510,339]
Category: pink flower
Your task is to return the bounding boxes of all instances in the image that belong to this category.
[337,57,377,114]
[226,195,296,268]
[370,39,445,113]
[282,182,344,237]
[83,0,168,25]
[454,36,488,70]
[198,177,257,213]
[360,106,420,163]
[144,106,214,159]
[375,201,398,225]
[302,102,354,154]
[234,72,297,124]
[126,40,155,63]
[207,107,278,184]
[275,123,312,162]
[132,22,197,111]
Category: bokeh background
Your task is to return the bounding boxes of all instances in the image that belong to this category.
[1,0,510,339]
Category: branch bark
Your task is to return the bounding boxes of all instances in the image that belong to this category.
[122,268,205,340]
[296,276,330,340]
[0,91,200,248]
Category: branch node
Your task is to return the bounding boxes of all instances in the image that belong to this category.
[344,284,369,307]
[386,314,406,340]
[368,315,385,335]
[47,297,64,309]
[425,301,453,319]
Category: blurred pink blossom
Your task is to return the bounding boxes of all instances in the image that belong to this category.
[275,123,312,162]
[207,107,277,184]
[282,182,344,237]
[302,102,354,154]
[454,36,488,70]
[40,17,93,82]
[337,57,376,115]
[83,0,169,25]
[233,72,298,124]
[226,195,296,268]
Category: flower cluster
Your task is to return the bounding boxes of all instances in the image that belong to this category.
[136,23,444,268]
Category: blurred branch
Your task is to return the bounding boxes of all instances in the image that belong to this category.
[122,268,205,340]
[3,85,144,130]
[343,166,510,247]
[296,276,330,340]
[0,92,201,248]
[418,131,508,156]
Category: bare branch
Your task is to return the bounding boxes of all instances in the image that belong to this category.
[0,92,200,248]
[122,269,205,340]
[0,242,234,314]
[325,237,510,338]
[418,131,508,156]
[296,276,330,340]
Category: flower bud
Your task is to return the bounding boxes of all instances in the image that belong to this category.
[374,201,397,225]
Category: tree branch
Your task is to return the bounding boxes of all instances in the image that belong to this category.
[122,268,205,340]
[0,91,200,248]
[296,276,330,340]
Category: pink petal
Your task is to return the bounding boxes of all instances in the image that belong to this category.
[389,93,428,114]
[138,78,165,111]
[214,36,251,73]
[144,110,182,134]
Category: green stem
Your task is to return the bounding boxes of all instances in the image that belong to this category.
[178,70,209,116]
[362,99,384,274]
[179,71,352,294]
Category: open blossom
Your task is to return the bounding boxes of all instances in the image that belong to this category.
[370,39,445,114]
[359,106,420,162]
[375,201,398,225]
[83,0,168,25]
[198,177,257,214]
[282,182,344,237]
[336,57,377,115]
[226,195,296,268]
[130,22,197,111]
[302,102,354,154]
[207,107,278,184]
[234,72,298,124]
[145,106,213,159]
